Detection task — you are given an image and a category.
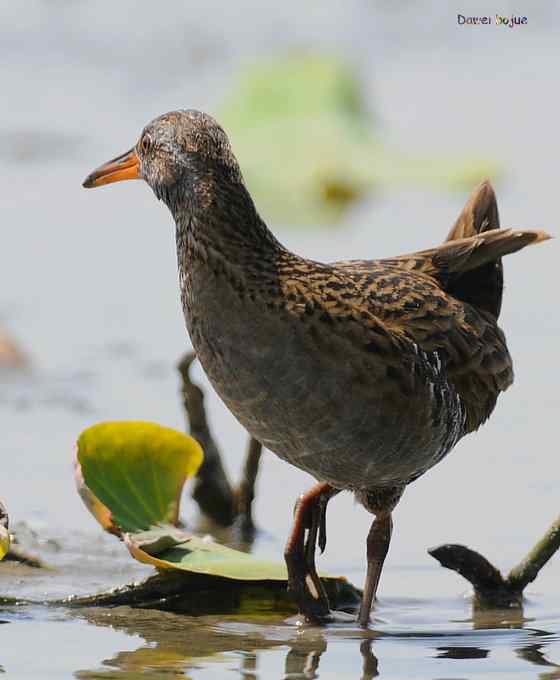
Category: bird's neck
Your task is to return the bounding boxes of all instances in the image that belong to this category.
[170,175,286,285]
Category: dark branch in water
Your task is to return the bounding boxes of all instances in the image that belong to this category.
[428,544,521,607]
[178,352,236,526]
[507,514,560,592]
[429,514,560,607]
[177,351,264,536]
[235,437,262,536]
[61,570,361,615]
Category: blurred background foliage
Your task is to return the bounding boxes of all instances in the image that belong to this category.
[220,53,500,224]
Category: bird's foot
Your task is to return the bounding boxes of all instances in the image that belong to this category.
[285,482,340,623]
[357,603,373,628]
[285,493,330,621]
[286,560,333,623]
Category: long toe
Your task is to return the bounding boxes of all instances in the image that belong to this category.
[285,550,332,622]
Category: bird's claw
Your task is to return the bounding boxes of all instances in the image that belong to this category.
[286,566,332,623]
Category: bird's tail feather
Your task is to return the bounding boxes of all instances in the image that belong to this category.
[394,227,550,279]
[446,179,500,241]
[431,226,551,274]
[442,180,551,317]
[444,180,504,316]
[394,181,551,317]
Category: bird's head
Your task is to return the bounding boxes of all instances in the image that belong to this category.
[82,110,242,208]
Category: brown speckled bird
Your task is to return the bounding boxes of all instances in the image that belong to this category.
[83,110,550,626]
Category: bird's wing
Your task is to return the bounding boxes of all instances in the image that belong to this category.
[323,228,542,433]
[280,256,511,433]
[302,181,550,431]
[328,222,549,430]
[331,226,549,338]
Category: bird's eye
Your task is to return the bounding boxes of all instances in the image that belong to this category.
[140,133,153,154]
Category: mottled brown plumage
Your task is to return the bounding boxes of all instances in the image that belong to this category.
[83,110,550,626]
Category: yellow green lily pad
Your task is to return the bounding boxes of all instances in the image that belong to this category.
[75,421,351,591]
[76,421,203,534]
[125,526,289,581]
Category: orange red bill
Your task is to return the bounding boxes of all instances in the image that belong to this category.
[82,148,140,188]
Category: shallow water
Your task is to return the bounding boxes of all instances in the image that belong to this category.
[1,1,559,677]
[1,588,559,678]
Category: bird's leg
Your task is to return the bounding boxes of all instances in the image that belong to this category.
[357,512,393,627]
[305,485,337,561]
[317,488,333,555]
[284,482,337,622]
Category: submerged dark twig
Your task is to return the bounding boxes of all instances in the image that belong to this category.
[178,352,236,526]
[428,544,520,608]
[235,437,262,536]
[429,513,560,608]
[61,570,361,615]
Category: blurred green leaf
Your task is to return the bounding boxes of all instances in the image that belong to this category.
[219,53,501,226]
